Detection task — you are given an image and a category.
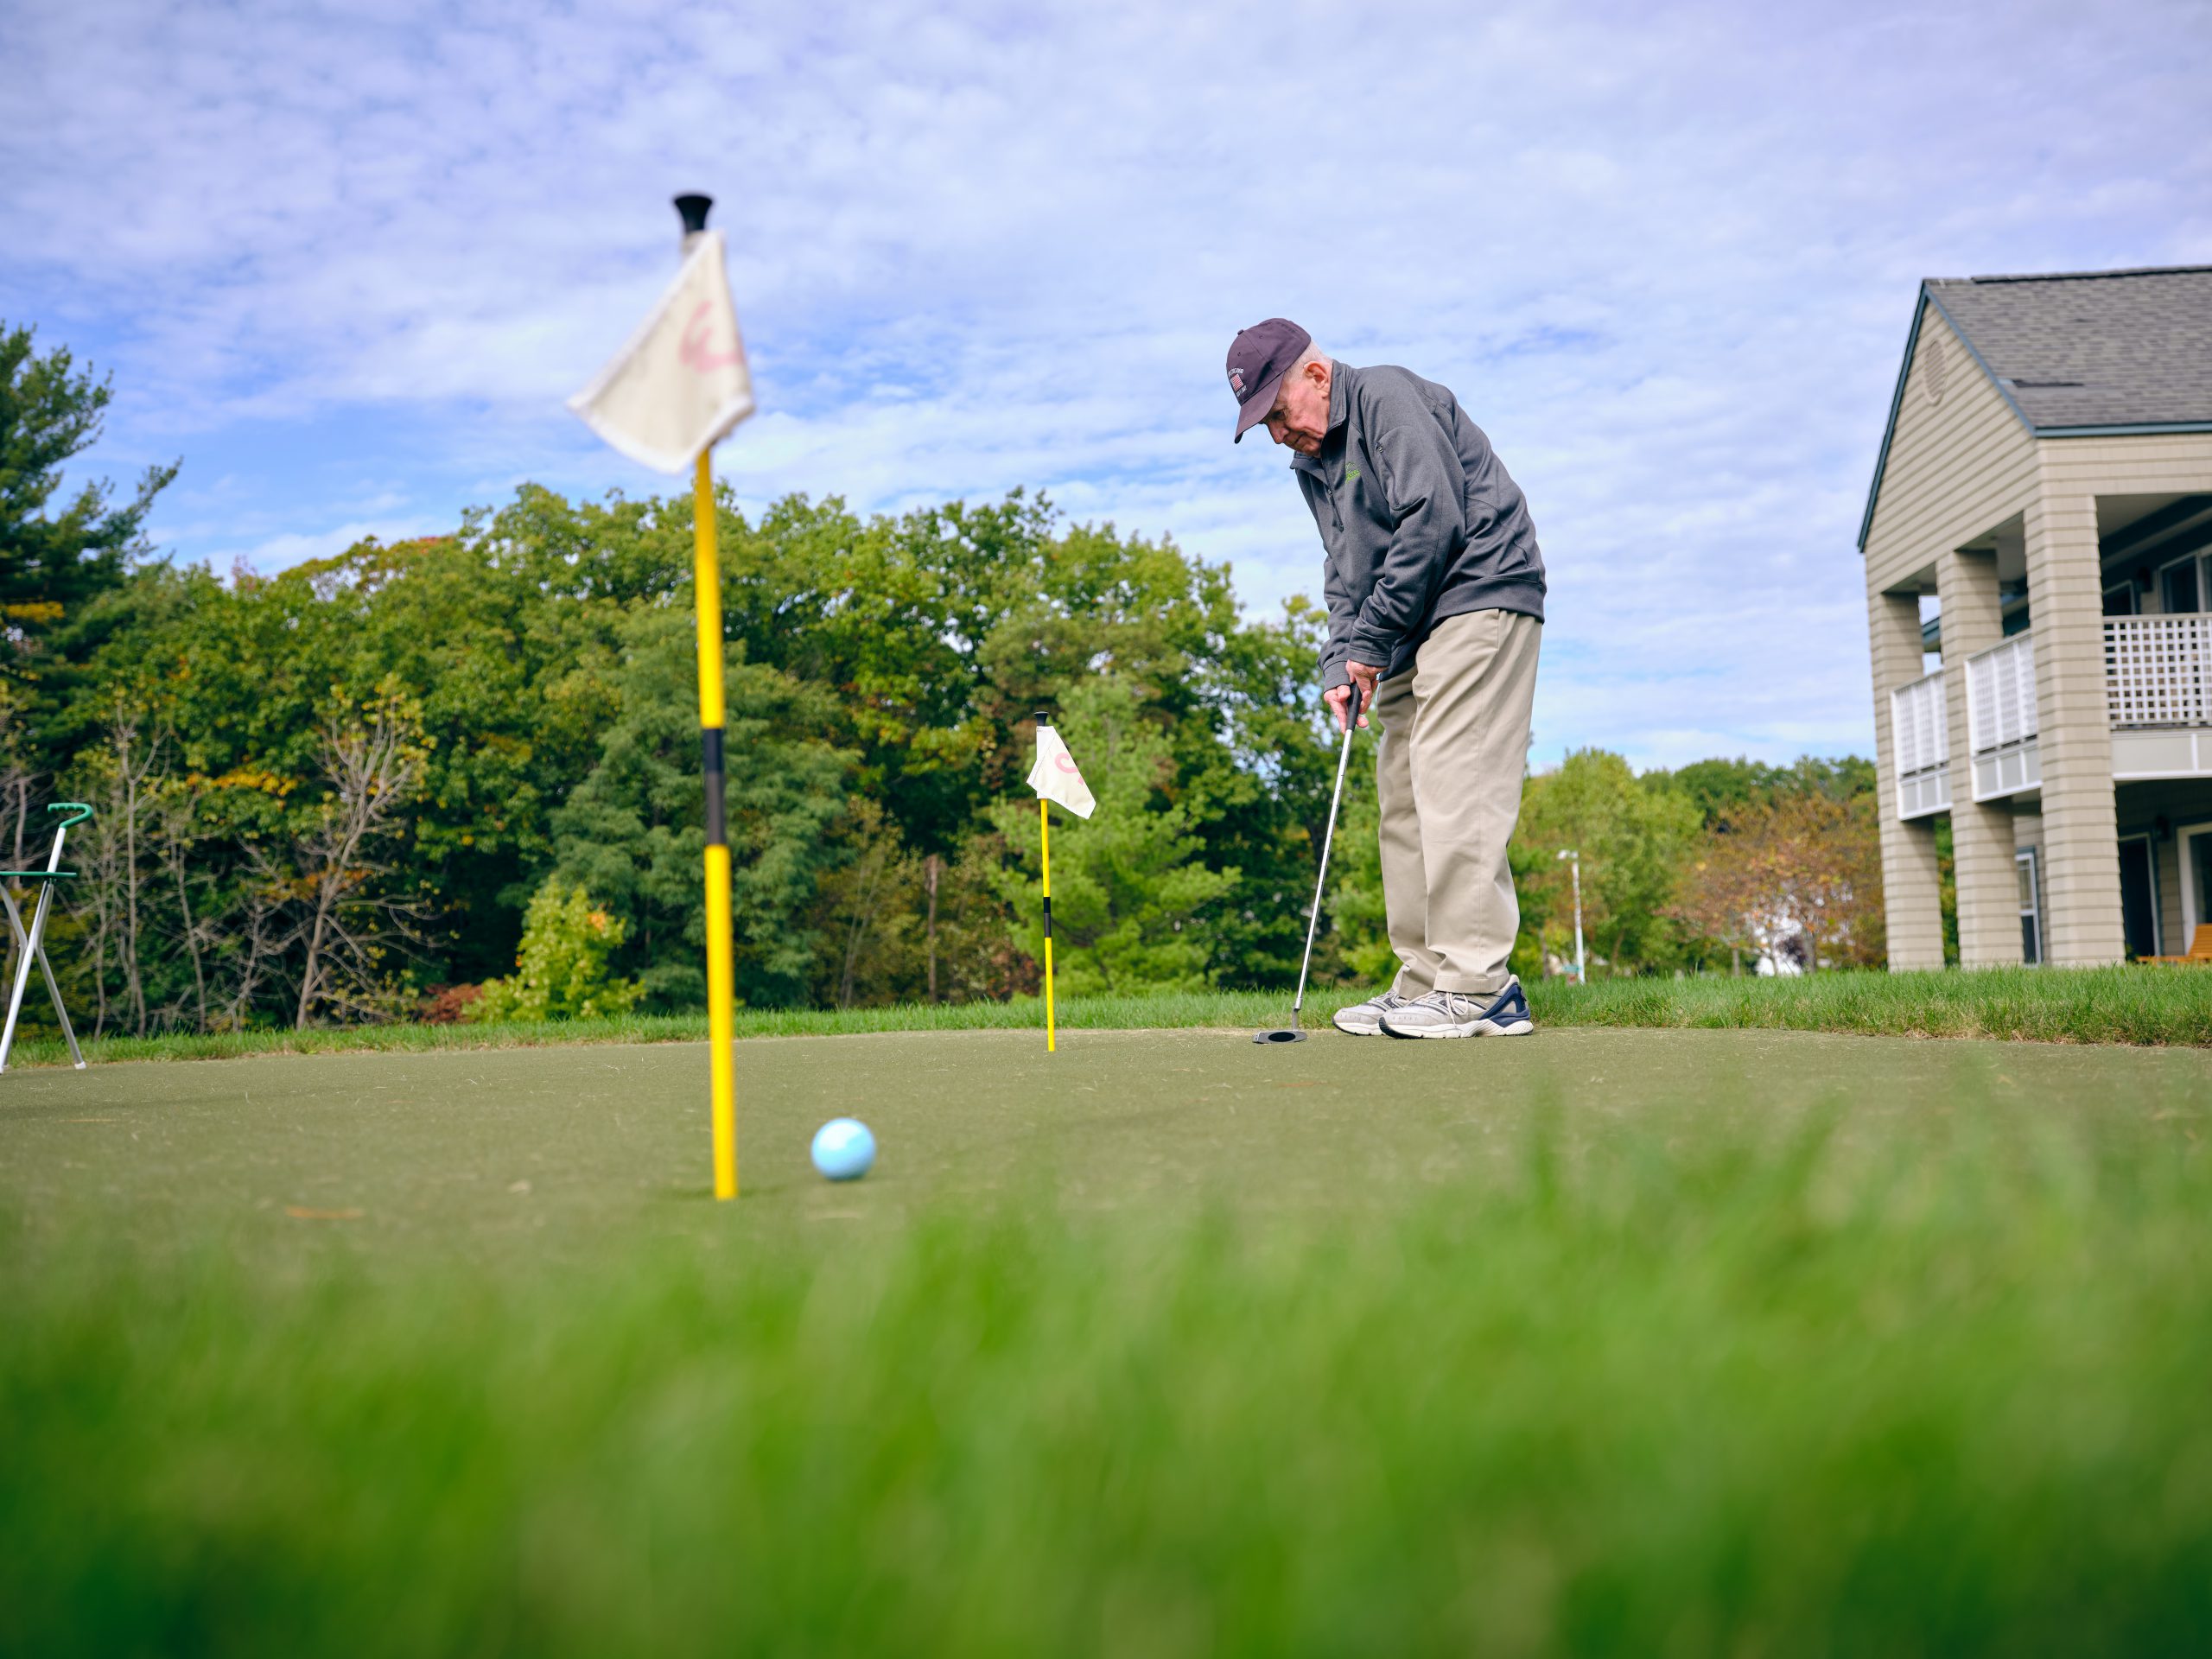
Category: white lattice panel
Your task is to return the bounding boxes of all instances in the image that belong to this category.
[2105,614,2211,728]
[1967,633,2037,755]
[1889,671,1949,819]
[1964,634,2039,800]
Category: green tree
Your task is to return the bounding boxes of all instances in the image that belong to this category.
[550,604,855,1010]
[989,677,1238,995]
[1185,595,1344,986]
[1658,753,1878,830]
[1,323,176,672]
[1662,757,1789,830]
[1514,750,1700,977]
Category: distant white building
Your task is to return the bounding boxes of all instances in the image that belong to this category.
[1750,918,1808,976]
[1861,265,2212,964]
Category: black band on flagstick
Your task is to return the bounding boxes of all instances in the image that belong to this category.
[700,728,727,845]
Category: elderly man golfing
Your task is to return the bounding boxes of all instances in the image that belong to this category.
[1228,318,1545,1038]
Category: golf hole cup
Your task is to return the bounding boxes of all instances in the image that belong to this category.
[811,1118,876,1182]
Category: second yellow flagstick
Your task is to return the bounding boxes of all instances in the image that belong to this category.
[1040,793,1056,1052]
[695,451,739,1198]
[1028,708,1092,1052]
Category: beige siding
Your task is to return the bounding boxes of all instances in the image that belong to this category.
[1868,588,1945,967]
[2035,432,2212,495]
[2025,464,2125,962]
[1861,305,2039,595]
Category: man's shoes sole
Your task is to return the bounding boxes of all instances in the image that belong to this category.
[1380,1017,1535,1039]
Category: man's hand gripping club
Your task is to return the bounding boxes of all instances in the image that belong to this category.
[1324,660,1382,733]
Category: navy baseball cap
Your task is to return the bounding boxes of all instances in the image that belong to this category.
[1226,317,1312,442]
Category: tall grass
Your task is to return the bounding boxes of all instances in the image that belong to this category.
[5,965,2205,1068]
[1540,963,2212,1045]
[4,1081,2210,1652]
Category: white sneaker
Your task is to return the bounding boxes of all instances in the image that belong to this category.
[1331,989,1413,1035]
[1379,980,1535,1039]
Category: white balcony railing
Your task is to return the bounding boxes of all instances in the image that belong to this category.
[1888,620,2211,817]
[1965,632,2040,800]
[1889,670,1949,819]
[2106,614,2212,728]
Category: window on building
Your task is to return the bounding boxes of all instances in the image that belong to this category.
[2017,848,2042,965]
[2160,552,2204,614]
[2118,836,2159,960]
[2102,582,2137,617]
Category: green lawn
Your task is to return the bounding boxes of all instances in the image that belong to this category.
[3,1025,2211,1652]
[5,963,2208,1071]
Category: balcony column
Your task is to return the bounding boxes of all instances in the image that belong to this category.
[1870,585,1944,969]
[1938,547,2023,965]
[2024,476,2124,964]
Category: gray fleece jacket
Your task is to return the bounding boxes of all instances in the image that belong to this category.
[1290,360,1545,691]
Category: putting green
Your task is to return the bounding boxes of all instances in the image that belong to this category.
[8,1026,2212,1654]
[4,1027,2204,1265]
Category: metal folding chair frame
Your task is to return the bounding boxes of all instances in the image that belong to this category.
[0,803,92,1074]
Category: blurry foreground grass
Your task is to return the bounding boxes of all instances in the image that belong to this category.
[5,964,2208,1069]
[3,1040,2211,1652]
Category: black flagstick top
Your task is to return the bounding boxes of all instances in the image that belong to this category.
[1034,709,1051,727]
[674,194,713,251]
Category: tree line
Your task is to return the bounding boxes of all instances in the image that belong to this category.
[3,323,1887,1037]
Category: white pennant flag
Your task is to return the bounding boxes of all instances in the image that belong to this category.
[1027,725,1096,819]
[568,231,755,473]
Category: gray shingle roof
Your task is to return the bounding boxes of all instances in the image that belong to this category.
[1926,265,2212,430]
[1859,264,2212,549]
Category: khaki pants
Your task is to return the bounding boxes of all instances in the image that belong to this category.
[1370,609,1541,998]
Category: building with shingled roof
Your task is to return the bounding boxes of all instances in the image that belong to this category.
[1860,264,2212,967]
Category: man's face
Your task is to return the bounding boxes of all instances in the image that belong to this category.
[1264,358,1331,454]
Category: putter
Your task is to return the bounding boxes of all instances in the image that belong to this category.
[1255,682,1363,1045]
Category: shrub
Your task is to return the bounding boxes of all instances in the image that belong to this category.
[466,882,645,1022]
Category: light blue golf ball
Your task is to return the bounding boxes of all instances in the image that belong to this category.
[810,1117,875,1182]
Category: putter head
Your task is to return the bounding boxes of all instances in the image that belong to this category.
[1253,1027,1308,1044]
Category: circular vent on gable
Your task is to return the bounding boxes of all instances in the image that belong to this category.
[1921,333,1949,404]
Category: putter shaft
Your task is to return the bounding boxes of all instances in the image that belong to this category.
[1292,684,1363,1022]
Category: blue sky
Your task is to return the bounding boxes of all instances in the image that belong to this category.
[4,0,2208,768]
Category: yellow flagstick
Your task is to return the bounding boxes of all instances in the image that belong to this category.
[668,193,740,1202]
[695,454,739,1197]
[1040,795,1056,1052]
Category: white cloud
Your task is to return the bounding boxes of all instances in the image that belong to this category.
[3,0,2208,766]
